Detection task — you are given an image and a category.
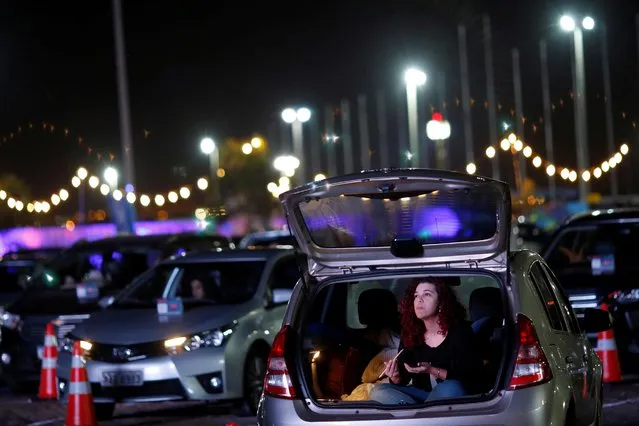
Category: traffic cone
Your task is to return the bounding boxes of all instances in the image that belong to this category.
[65,341,96,426]
[595,303,622,383]
[38,322,58,399]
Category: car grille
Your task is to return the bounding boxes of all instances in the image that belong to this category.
[90,378,186,401]
[89,341,166,363]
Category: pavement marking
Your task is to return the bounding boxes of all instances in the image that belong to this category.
[603,396,639,409]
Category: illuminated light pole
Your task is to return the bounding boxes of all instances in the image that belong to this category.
[560,14,595,202]
[282,108,311,183]
[425,112,451,170]
[200,137,220,206]
[404,68,427,167]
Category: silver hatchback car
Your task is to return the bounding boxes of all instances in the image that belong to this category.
[258,169,609,426]
[56,248,302,419]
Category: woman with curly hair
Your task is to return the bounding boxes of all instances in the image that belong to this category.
[369,277,482,405]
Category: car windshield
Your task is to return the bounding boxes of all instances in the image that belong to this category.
[297,186,499,248]
[114,260,266,307]
[545,222,639,286]
[28,246,162,292]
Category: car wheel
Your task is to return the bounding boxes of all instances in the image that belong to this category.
[244,348,268,415]
[94,402,116,421]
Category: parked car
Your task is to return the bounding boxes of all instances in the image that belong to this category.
[56,248,302,420]
[258,168,608,426]
[541,207,639,372]
[0,232,231,392]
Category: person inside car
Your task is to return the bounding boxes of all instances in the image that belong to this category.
[369,277,482,405]
[190,278,206,300]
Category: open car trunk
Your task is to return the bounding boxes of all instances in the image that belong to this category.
[289,269,515,414]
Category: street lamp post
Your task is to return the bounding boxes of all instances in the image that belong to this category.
[282,108,311,183]
[104,166,119,189]
[404,68,427,167]
[200,137,220,206]
[425,112,451,170]
[560,14,595,202]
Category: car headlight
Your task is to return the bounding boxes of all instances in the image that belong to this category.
[164,325,235,355]
[0,312,21,330]
[59,338,93,356]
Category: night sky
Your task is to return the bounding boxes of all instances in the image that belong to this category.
[1,0,639,198]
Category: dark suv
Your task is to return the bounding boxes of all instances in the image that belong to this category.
[542,207,639,371]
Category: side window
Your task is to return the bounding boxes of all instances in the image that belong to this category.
[269,256,302,291]
[542,264,582,334]
[530,262,568,331]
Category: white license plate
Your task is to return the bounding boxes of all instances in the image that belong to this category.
[100,370,143,387]
[37,346,44,360]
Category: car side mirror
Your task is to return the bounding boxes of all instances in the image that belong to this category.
[98,295,115,309]
[580,308,613,333]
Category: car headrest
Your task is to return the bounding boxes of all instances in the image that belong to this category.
[357,288,399,331]
[469,287,503,322]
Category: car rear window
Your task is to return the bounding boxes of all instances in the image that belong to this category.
[297,187,500,248]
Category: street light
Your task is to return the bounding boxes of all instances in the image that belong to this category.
[273,155,300,178]
[104,167,119,189]
[199,137,220,206]
[426,112,451,170]
[281,108,311,183]
[404,67,427,167]
[560,14,595,202]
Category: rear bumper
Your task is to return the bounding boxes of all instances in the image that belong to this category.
[57,346,241,403]
[258,383,564,426]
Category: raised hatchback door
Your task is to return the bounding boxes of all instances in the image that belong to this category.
[279,168,511,276]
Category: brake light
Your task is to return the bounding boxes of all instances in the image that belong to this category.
[264,325,297,399]
[508,314,553,390]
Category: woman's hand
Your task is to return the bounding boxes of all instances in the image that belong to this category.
[404,362,431,375]
[382,357,401,383]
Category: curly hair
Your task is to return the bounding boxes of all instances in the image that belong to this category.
[399,277,467,350]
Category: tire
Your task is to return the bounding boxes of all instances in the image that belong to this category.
[94,402,116,421]
[243,348,269,415]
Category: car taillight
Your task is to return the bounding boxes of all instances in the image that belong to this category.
[264,325,297,399]
[508,314,553,390]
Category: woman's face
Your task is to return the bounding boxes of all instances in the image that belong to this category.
[190,279,206,299]
[413,282,439,320]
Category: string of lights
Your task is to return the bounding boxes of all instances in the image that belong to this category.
[0,166,216,215]
[466,133,630,183]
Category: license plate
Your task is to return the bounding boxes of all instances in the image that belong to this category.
[100,370,143,387]
[37,346,44,360]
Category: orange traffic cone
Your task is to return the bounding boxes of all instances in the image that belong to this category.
[38,322,58,399]
[595,303,622,383]
[65,341,96,426]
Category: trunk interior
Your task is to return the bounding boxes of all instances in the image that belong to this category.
[293,270,514,410]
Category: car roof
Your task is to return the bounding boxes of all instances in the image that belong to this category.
[70,234,171,249]
[162,247,295,265]
[69,232,231,251]
[563,207,639,226]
